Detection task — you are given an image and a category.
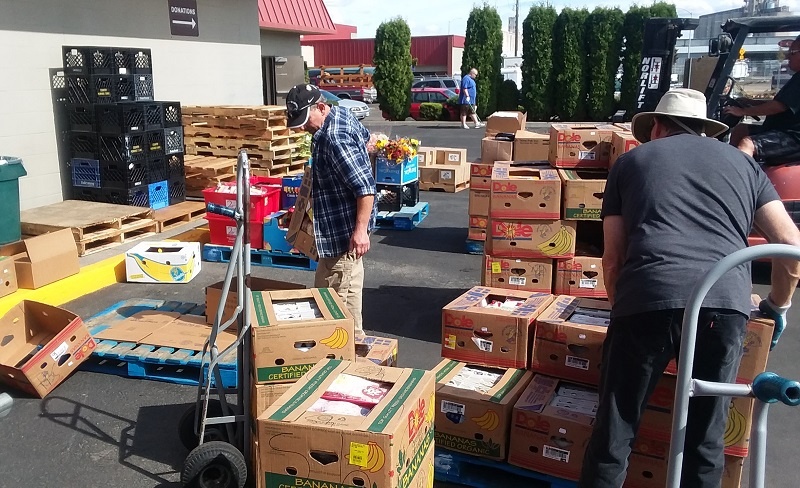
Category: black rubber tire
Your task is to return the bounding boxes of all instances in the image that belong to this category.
[181,441,247,488]
[178,401,228,451]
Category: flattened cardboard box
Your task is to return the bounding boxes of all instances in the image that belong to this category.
[610,131,639,168]
[470,161,495,190]
[490,163,561,220]
[548,124,617,169]
[481,137,513,164]
[481,255,553,294]
[250,288,356,384]
[205,276,305,325]
[468,189,490,217]
[435,147,468,165]
[258,359,436,488]
[508,374,596,481]
[441,286,554,369]
[487,219,577,259]
[432,359,533,460]
[485,111,527,136]
[0,228,80,289]
[468,215,488,241]
[356,335,398,367]
[514,130,550,162]
[0,256,18,298]
[553,256,607,299]
[0,301,95,398]
[532,296,610,386]
[558,170,607,221]
[286,165,318,261]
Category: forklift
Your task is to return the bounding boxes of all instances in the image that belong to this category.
[630,15,800,244]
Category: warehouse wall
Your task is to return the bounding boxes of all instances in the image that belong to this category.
[0,0,263,210]
[260,30,302,57]
[452,47,464,77]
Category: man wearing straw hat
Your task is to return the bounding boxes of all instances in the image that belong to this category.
[578,88,800,488]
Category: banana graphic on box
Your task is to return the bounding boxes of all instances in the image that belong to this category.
[365,441,386,473]
[537,226,574,257]
[125,242,202,283]
[724,401,748,447]
[320,327,349,349]
[472,410,500,431]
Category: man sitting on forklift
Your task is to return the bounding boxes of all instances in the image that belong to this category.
[724,35,800,163]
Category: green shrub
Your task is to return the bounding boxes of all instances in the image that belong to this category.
[586,7,624,121]
[497,79,520,111]
[521,5,557,121]
[373,18,414,120]
[419,103,444,121]
[462,5,504,118]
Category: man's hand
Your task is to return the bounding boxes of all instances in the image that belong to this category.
[350,228,370,258]
[723,106,746,117]
[759,296,790,350]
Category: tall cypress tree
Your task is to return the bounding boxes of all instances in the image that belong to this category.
[586,7,625,121]
[373,18,413,120]
[552,8,589,121]
[461,4,504,117]
[521,5,557,121]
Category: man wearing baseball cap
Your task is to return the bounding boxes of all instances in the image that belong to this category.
[285,83,377,331]
[578,88,800,488]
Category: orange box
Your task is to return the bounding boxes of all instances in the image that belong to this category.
[490,164,561,220]
[441,286,554,369]
[468,215,488,241]
[471,161,496,190]
[548,124,617,169]
[553,256,607,298]
[487,219,577,259]
[609,131,640,168]
[481,255,553,293]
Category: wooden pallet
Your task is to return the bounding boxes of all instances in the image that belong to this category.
[184,155,237,176]
[185,144,300,160]
[77,219,158,255]
[419,180,470,193]
[152,201,207,233]
[21,200,154,240]
[182,105,287,118]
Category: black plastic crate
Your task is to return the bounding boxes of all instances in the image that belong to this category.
[100,160,149,189]
[162,101,182,127]
[66,104,95,132]
[95,103,145,134]
[70,132,97,159]
[71,158,101,188]
[133,74,154,101]
[110,48,132,74]
[164,127,183,155]
[93,75,135,103]
[98,133,147,163]
[132,48,153,74]
[51,69,68,104]
[147,156,168,182]
[103,186,150,207]
[168,174,186,205]
[63,46,113,75]
[146,130,165,157]
[71,186,105,202]
[167,153,185,178]
[142,102,163,130]
[66,75,92,103]
[376,181,420,212]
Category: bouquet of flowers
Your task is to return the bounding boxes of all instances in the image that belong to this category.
[372,135,420,163]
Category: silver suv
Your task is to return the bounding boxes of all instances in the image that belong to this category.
[412,76,460,94]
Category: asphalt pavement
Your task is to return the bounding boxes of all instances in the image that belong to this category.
[0,124,798,488]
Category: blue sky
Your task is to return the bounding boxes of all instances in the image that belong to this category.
[324,0,795,38]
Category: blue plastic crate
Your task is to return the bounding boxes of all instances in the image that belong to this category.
[148,180,169,210]
[262,210,293,252]
[71,158,100,188]
[375,155,419,185]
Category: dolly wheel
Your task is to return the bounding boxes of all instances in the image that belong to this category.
[181,441,247,488]
[178,401,229,451]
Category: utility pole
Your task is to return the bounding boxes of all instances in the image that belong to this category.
[514,0,520,57]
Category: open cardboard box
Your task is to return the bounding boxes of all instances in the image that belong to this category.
[286,166,318,261]
[258,359,436,488]
[205,276,306,325]
[355,335,398,367]
[0,228,79,289]
[432,359,533,461]
[0,256,18,298]
[125,241,201,283]
[0,301,95,397]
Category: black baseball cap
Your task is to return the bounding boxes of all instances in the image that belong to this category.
[286,84,323,128]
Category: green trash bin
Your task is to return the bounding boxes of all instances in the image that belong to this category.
[0,156,27,245]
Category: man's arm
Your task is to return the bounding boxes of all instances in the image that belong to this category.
[753,200,800,306]
[351,195,375,258]
[602,216,627,306]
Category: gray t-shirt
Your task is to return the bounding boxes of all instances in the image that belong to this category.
[602,133,779,318]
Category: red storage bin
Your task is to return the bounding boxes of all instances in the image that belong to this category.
[202,176,281,223]
[207,214,264,249]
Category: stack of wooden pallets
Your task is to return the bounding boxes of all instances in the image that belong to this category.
[181,105,308,180]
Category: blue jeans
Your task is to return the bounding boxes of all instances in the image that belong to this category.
[578,308,748,488]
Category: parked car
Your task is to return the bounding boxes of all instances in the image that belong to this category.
[318,84,377,103]
[412,76,460,95]
[409,88,459,121]
[319,89,370,120]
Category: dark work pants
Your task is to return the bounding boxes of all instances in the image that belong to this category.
[578,308,748,488]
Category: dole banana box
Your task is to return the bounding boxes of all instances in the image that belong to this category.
[468,215,489,241]
[610,131,640,168]
[490,163,561,220]
[432,359,533,461]
[553,256,607,299]
[441,286,554,369]
[558,169,607,221]
[487,219,577,259]
[258,359,436,488]
[469,189,490,217]
[531,296,610,386]
[548,124,617,169]
[514,130,550,161]
[250,288,356,384]
[356,335,399,367]
[470,161,496,190]
[123,241,205,283]
[481,255,554,294]
[508,374,598,481]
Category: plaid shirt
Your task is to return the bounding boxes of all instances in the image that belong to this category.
[311,106,377,258]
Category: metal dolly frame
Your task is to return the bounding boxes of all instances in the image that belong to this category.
[667,244,800,488]
[178,149,254,488]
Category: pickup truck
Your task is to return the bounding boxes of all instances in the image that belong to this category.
[317,84,377,103]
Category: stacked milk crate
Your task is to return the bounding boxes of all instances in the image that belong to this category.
[61,46,185,209]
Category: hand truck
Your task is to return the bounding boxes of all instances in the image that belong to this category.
[178,149,254,488]
[667,244,800,488]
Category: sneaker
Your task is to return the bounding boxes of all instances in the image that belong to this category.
[475,122,485,128]
[462,124,470,129]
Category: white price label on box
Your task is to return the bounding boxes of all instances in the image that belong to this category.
[565,355,590,371]
[509,276,527,286]
[578,151,597,160]
[448,153,460,162]
[50,342,69,361]
[441,400,465,415]
[543,445,570,463]
[441,171,453,181]
[579,279,597,289]
[472,337,493,352]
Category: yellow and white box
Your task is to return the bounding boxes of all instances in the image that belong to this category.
[125,241,202,283]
